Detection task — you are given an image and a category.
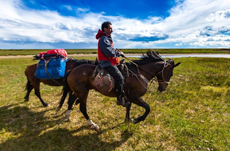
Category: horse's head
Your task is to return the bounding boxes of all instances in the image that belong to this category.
[156,59,181,92]
[130,50,181,92]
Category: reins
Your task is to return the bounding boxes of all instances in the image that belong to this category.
[123,55,168,89]
[123,55,155,79]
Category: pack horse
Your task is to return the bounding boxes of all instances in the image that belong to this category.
[24,49,95,107]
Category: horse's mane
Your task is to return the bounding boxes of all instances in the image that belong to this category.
[67,58,97,65]
[67,50,164,67]
[128,50,164,66]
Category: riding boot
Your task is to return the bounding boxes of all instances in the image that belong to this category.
[115,82,126,107]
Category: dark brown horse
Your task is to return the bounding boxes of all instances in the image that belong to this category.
[24,59,95,107]
[64,51,180,131]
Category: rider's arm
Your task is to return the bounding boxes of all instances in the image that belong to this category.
[99,36,122,57]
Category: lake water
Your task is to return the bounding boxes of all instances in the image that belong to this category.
[126,54,230,58]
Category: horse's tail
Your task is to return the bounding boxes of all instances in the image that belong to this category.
[58,71,72,110]
[62,70,72,94]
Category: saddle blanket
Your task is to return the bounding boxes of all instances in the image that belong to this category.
[93,69,115,94]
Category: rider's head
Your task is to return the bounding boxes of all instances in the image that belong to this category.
[101,21,113,36]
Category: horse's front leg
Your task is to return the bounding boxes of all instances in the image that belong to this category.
[125,102,132,122]
[131,97,150,124]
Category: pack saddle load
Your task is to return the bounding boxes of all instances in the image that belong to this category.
[34,49,68,79]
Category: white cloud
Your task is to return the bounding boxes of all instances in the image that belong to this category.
[0,0,230,49]
[206,9,230,22]
[153,0,230,47]
[77,8,89,13]
[0,0,102,45]
[63,5,73,11]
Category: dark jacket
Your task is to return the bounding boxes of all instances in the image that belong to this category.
[96,29,122,68]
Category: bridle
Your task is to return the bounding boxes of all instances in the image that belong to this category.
[156,60,170,85]
[138,60,170,85]
[122,55,171,89]
[127,60,170,90]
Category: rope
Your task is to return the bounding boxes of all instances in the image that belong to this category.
[123,55,155,78]
[123,55,157,90]
[128,69,148,89]
[122,54,168,101]
[44,58,63,86]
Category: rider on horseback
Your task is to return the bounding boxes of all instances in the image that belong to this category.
[96,21,126,106]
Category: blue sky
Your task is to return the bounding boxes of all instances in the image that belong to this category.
[0,0,230,49]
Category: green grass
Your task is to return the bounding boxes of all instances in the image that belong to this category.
[0,48,230,56]
[0,56,229,150]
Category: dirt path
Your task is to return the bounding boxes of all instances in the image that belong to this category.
[0,54,97,59]
[0,54,143,59]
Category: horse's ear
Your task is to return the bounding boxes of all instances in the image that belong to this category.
[174,62,181,68]
[156,49,159,54]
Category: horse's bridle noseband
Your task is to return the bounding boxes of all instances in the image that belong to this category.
[139,60,170,85]
[128,60,171,90]
[156,60,170,85]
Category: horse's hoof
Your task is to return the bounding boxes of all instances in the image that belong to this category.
[65,110,71,121]
[24,96,29,102]
[65,118,71,122]
[131,118,138,124]
[65,115,71,121]
[93,125,100,132]
[43,103,48,107]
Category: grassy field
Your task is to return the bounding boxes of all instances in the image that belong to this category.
[0,48,230,56]
[0,55,229,150]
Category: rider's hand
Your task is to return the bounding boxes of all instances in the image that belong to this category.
[120,51,125,57]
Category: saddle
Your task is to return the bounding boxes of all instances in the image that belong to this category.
[92,59,129,94]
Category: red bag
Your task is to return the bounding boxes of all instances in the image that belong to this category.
[46,49,68,58]
[38,49,68,59]
[38,52,46,57]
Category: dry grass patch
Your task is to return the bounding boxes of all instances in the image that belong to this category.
[0,57,229,150]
